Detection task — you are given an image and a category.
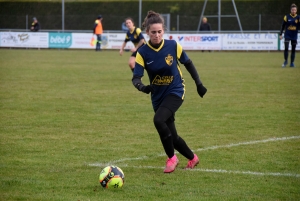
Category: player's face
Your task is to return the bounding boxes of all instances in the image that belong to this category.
[147,23,164,45]
[125,20,134,30]
[291,7,297,15]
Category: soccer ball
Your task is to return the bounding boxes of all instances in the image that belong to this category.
[99,166,125,188]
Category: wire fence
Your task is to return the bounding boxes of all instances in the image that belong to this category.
[0,14,283,32]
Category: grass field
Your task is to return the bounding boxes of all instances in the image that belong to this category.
[0,49,299,200]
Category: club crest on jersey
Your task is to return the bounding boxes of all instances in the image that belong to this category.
[296,19,298,23]
[165,54,173,66]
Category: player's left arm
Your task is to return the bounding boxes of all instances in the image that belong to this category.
[176,41,207,98]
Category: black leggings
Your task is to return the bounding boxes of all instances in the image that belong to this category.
[284,39,297,62]
[153,95,194,160]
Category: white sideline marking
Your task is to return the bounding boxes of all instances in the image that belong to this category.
[89,136,300,178]
[121,165,300,178]
[194,135,300,152]
[90,136,300,164]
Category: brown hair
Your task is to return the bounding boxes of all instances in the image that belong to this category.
[291,3,297,9]
[125,17,135,25]
[142,10,165,31]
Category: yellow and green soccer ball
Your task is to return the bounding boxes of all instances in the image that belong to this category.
[99,166,125,188]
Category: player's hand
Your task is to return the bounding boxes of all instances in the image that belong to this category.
[197,84,207,98]
[119,49,123,56]
[141,85,154,94]
[279,35,283,40]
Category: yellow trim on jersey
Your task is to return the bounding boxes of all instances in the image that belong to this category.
[136,28,142,36]
[290,13,298,18]
[130,27,136,34]
[135,52,145,68]
[147,39,165,52]
[176,42,183,59]
[283,15,287,22]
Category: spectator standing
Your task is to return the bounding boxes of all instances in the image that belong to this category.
[199,17,211,32]
[93,15,103,51]
[122,22,129,32]
[199,17,211,52]
[30,17,40,32]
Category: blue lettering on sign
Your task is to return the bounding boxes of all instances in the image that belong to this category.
[254,34,260,39]
[201,36,218,41]
[48,33,72,48]
[227,34,250,39]
[264,33,277,39]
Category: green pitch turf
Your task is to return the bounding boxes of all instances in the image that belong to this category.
[0,49,299,200]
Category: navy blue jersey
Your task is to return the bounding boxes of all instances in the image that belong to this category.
[134,39,190,110]
[124,27,145,47]
[280,14,300,40]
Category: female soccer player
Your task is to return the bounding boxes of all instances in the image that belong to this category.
[280,3,300,67]
[119,18,145,72]
[132,11,207,173]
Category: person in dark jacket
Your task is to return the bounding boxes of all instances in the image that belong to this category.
[199,17,211,52]
[199,17,211,31]
[30,17,40,32]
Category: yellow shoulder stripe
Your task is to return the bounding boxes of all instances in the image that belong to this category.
[136,28,141,35]
[176,41,183,59]
[136,52,145,68]
[283,15,287,22]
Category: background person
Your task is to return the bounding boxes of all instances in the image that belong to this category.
[30,17,40,32]
[93,15,103,51]
[119,17,145,72]
[199,17,211,32]
[199,17,211,52]
[121,22,129,32]
[132,11,207,173]
[279,3,300,67]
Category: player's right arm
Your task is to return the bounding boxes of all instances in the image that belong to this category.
[119,41,127,56]
[132,52,153,94]
[120,34,130,55]
[279,15,287,40]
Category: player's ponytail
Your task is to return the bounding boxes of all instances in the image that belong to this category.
[142,10,165,31]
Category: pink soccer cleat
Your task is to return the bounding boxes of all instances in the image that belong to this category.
[185,154,199,169]
[163,155,179,173]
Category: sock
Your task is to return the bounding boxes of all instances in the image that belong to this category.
[291,52,295,63]
[167,121,194,160]
[173,136,194,160]
[284,50,288,61]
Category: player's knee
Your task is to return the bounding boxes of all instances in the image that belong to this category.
[154,114,167,129]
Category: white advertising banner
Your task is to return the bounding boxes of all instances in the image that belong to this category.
[70,33,135,50]
[221,33,278,50]
[165,34,222,50]
[0,32,48,48]
[0,31,282,51]
[279,34,300,50]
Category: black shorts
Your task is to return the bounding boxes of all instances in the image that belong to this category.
[284,39,297,45]
[131,44,145,57]
[155,94,183,114]
[131,50,137,57]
